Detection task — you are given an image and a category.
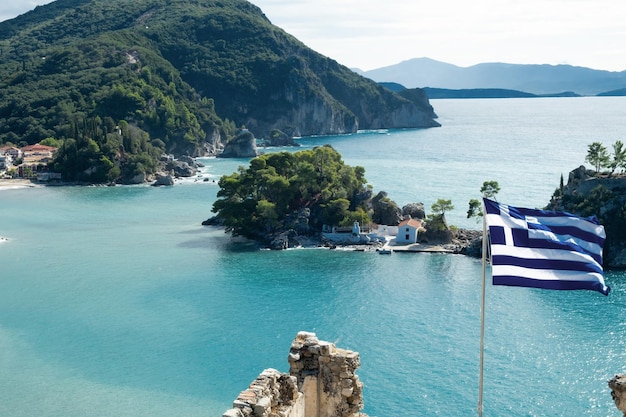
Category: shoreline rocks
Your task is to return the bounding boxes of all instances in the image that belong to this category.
[549,165,626,268]
[218,129,259,158]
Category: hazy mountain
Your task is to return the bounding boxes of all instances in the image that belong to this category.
[362,57,626,96]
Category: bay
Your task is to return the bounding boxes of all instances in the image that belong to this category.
[1,97,626,417]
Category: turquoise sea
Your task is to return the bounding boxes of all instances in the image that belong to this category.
[1,97,626,417]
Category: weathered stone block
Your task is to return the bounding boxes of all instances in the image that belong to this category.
[226,332,366,417]
[319,342,333,356]
[223,408,245,417]
[254,396,271,416]
[609,374,626,416]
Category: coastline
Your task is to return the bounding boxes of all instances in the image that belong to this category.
[4,177,482,256]
[0,178,40,190]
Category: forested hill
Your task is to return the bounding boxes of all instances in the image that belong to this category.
[0,0,439,154]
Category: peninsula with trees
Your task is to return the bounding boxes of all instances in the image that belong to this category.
[204,145,480,252]
[0,0,438,185]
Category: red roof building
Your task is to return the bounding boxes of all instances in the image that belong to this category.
[396,218,425,244]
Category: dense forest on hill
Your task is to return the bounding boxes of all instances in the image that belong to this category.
[0,0,437,183]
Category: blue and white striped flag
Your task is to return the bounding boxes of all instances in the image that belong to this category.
[483,198,609,295]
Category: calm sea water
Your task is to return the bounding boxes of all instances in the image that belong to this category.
[1,97,626,417]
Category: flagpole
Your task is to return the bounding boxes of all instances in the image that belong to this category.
[478,203,488,417]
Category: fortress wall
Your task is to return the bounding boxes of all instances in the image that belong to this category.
[223,331,365,417]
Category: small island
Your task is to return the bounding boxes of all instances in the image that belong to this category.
[204,145,480,252]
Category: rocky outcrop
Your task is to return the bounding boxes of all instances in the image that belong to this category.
[402,202,426,220]
[549,165,626,268]
[152,173,174,186]
[263,129,301,147]
[222,332,366,417]
[371,191,403,225]
[445,228,483,256]
[564,165,626,196]
[219,129,259,158]
[609,375,626,416]
[269,230,303,250]
[195,128,224,156]
[125,172,147,185]
[201,216,223,226]
[166,159,197,177]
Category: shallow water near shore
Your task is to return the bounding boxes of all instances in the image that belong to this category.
[2,97,626,416]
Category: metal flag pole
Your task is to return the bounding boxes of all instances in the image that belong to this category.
[478,203,488,417]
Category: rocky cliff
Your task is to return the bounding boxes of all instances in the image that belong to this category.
[0,0,439,162]
[548,166,626,268]
[204,51,440,138]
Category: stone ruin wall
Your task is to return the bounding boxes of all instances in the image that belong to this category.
[222,331,366,417]
[224,332,626,416]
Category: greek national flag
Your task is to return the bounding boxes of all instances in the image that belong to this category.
[483,198,610,296]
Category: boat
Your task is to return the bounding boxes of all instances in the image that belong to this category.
[378,248,392,254]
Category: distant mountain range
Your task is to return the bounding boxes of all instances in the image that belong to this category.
[357,58,626,96]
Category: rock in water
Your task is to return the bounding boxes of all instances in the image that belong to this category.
[152,173,174,186]
[218,129,259,158]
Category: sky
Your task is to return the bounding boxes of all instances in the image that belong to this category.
[1,0,626,72]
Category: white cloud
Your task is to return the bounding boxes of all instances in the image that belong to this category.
[253,0,626,71]
[1,0,625,71]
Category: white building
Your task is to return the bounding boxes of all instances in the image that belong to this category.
[4,147,22,160]
[0,155,10,170]
[395,218,424,244]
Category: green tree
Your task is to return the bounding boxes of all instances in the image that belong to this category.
[431,199,454,216]
[212,146,370,241]
[426,199,453,232]
[480,180,500,199]
[610,140,626,175]
[467,198,482,219]
[319,198,350,227]
[40,137,61,148]
[586,142,610,174]
[467,180,500,220]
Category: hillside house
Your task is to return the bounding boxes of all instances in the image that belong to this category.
[21,144,56,164]
[0,155,11,170]
[395,218,424,244]
[1,146,21,160]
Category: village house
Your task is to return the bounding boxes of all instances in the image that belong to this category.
[0,155,11,171]
[1,146,22,161]
[395,218,425,244]
[21,144,56,163]
[0,146,19,174]
[17,143,57,178]
[0,143,58,179]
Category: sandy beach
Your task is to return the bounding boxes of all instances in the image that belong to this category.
[0,178,40,190]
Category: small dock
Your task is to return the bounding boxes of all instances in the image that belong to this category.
[380,241,455,254]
